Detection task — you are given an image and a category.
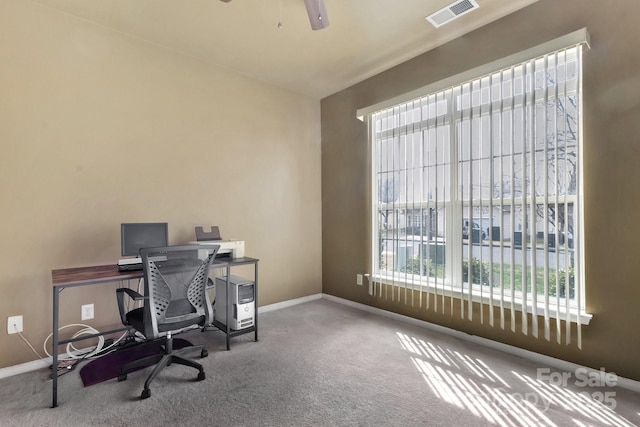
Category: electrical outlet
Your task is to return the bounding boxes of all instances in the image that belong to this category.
[7,315,23,334]
[81,304,94,321]
[356,274,363,286]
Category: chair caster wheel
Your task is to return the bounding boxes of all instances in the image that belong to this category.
[141,389,151,399]
[118,374,127,382]
[201,349,208,358]
[197,372,205,381]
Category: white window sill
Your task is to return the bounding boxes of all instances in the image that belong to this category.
[367,273,592,326]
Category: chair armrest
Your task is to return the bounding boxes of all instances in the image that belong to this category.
[117,287,144,300]
[116,287,145,326]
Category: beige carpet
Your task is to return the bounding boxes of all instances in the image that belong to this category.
[1,298,639,426]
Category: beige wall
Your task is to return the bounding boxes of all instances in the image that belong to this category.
[0,0,322,368]
[322,0,640,381]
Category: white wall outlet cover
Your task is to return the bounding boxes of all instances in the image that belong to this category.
[81,304,94,321]
[7,315,23,334]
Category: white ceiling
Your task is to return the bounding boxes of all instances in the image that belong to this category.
[32,0,537,99]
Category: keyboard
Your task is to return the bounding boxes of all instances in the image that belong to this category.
[117,258,143,271]
[117,263,143,272]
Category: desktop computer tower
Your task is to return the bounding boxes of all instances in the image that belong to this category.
[214,275,255,330]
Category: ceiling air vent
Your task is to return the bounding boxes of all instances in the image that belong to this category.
[426,0,479,28]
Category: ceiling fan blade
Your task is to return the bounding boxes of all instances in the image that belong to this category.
[304,0,329,30]
[220,0,328,31]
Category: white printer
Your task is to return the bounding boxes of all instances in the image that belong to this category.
[190,226,245,258]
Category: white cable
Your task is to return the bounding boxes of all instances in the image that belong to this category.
[43,324,97,360]
[16,329,45,360]
[44,279,145,362]
[65,326,104,359]
[136,278,144,309]
[43,323,128,361]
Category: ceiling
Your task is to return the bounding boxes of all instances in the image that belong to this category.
[32,0,537,99]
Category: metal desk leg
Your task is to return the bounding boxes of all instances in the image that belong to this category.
[51,287,60,408]
[226,265,231,351]
[254,262,258,342]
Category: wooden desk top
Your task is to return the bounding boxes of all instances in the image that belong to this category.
[51,257,258,288]
[51,264,143,287]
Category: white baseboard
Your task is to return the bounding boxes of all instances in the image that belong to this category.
[321,293,640,394]
[0,358,51,380]
[258,293,323,314]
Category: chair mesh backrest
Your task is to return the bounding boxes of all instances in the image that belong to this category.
[140,245,219,339]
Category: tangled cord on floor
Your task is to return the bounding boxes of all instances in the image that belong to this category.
[41,324,134,378]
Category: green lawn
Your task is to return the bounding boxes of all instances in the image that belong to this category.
[400,256,575,299]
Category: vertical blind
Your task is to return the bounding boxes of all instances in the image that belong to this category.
[365,30,590,347]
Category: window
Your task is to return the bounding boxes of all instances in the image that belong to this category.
[360,30,591,346]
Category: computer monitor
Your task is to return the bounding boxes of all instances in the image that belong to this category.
[121,223,169,257]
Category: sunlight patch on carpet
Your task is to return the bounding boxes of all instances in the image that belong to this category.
[396,331,635,427]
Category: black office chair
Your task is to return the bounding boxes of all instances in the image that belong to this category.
[116,244,219,399]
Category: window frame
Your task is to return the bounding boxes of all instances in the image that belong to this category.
[359,29,591,327]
